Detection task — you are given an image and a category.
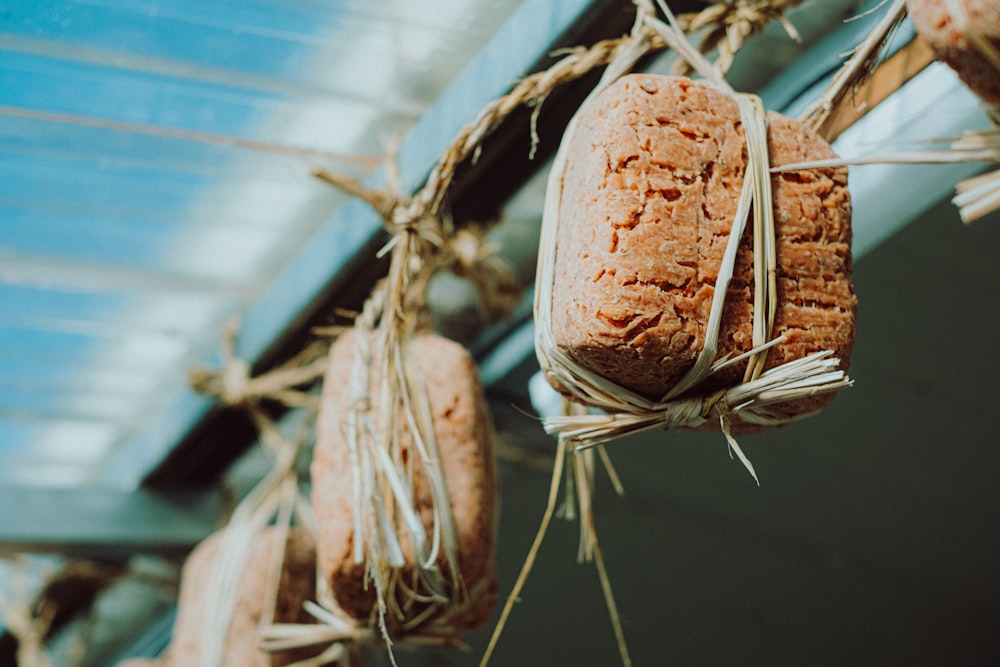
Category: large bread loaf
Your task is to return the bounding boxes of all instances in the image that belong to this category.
[551,74,856,424]
[311,331,498,631]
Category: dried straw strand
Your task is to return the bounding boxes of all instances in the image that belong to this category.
[478,434,567,667]
[772,127,1000,221]
[189,322,330,411]
[954,166,1000,222]
[799,0,909,135]
[591,537,632,667]
[675,0,809,75]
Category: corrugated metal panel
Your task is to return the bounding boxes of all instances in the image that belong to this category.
[0,0,526,487]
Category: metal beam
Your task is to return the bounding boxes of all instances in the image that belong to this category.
[0,486,223,556]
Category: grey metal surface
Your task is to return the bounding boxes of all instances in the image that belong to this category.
[0,486,223,556]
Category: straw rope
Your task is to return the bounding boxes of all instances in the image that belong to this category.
[189,320,331,412]
[675,0,809,75]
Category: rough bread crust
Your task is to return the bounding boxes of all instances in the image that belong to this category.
[551,74,856,423]
[907,0,1000,108]
[311,331,498,631]
[167,528,317,667]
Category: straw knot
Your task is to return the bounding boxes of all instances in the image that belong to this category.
[660,396,710,430]
[700,388,730,420]
[220,356,252,406]
[390,200,422,230]
[447,227,490,272]
[188,360,254,408]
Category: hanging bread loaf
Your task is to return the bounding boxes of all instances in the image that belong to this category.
[550,74,856,426]
[906,0,1000,108]
[167,528,316,667]
[311,331,498,631]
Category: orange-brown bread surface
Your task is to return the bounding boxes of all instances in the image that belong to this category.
[167,528,316,667]
[907,0,1000,108]
[311,331,497,631]
[552,74,856,422]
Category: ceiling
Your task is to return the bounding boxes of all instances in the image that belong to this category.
[2,0,1000,665]
[0,0,527,488]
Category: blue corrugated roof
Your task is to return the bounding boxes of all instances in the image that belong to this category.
[0,0,526,487]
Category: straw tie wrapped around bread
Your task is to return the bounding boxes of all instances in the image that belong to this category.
[551,74,856,429]
[906,0,1000,108]
[311,331,498,631]
[167,528,316,667]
